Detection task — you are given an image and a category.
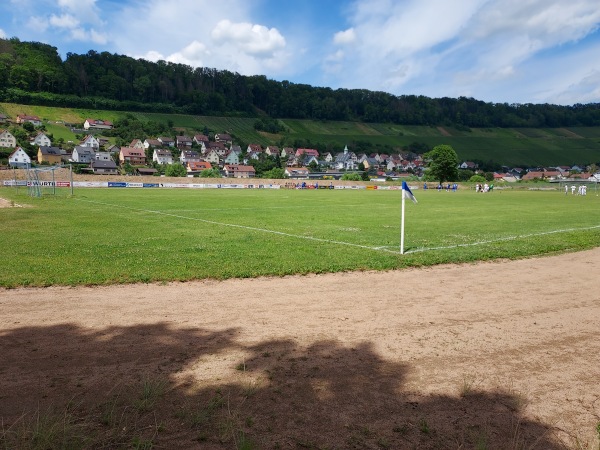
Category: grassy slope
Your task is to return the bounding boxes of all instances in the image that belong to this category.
[1,187,599,288]
[2,102,600,166]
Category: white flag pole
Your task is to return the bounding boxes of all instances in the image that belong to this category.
[400,188,406,254]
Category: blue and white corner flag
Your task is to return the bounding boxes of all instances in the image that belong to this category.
[400,181,417,254]
[402,181,418,204]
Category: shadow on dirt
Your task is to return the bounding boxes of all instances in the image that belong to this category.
[0,322,567,449]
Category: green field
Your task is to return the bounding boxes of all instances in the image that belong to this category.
[1,186,599,288]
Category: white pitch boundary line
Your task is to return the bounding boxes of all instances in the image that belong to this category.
[158,204,366,212]
[403,224,600,254]
[75,198,404,255]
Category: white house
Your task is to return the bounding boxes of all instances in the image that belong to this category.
[180,150,201,166]
[0,129,17,148]
[205,149,220,165]
[72,146,95,163]
[84,119,113,130]
[129,139,145,149]
[31,132,52,147]
[80,135,100,149]
[153,149,173,165]
[9,147,31,168]
[16,114,42,126]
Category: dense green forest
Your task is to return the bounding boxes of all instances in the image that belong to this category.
[2,37,600,127]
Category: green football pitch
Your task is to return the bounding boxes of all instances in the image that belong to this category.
[1,186,599,287]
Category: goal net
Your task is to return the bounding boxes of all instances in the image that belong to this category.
[26,165,73,198]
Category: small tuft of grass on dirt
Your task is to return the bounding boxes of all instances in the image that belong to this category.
[459,373,481,397]
[134,376,169,413]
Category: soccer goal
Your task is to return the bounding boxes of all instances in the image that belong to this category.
[26,164,74,198]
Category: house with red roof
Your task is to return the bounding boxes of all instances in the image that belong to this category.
[84,119,113,130]
[295,148,319,158]
[16,114,42,126]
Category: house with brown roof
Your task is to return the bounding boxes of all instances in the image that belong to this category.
[208,142,228,156]
[247,144,263,153]
[144,138,162,149]
[193,134,209,145]
[265,146,280,156]
[224,164,255,178]
[16,114,42,126]
[176,135,193,149]
[119,147,146,165]
[84,119,113,130]
[158,136,175,147]
[180,150,201,165]
[215,133,233,144]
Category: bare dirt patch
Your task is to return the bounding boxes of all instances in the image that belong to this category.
[1,249,599,448]
[0,197,25,208]
[437,126,452,136]
[557,128,584,138]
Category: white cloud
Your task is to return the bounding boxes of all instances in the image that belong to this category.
[26,16,50,33]
[551,70,600,104]
[333,28,356,45]
[165,41,210,67]
[111,1,295,78]
[319,0,600,104]
[0,28,6,39]
[87,28,107,45]
[49,14,79,29]
[57,0,101,23]
[211,20,286,57]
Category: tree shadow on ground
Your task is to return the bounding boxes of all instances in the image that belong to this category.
[0,322,570,449]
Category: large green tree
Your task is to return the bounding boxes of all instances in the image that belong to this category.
[165,163,187,177]
[424,144,459,183]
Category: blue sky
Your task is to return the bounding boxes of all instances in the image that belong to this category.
[1,0,600,105]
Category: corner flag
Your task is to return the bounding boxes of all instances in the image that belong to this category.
[400,182,417,254]
[402,181,418,203]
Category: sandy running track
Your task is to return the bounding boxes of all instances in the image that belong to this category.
[1,248,599,448]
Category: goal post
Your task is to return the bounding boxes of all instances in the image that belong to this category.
[26,164,74,198]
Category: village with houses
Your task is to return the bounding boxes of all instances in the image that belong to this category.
[1,112,599,184]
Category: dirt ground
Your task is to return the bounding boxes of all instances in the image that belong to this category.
[1,249,599,448]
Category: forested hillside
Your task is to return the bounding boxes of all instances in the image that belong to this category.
[2,37,600,127]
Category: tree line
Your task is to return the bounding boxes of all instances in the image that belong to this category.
[2,37,600,127]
